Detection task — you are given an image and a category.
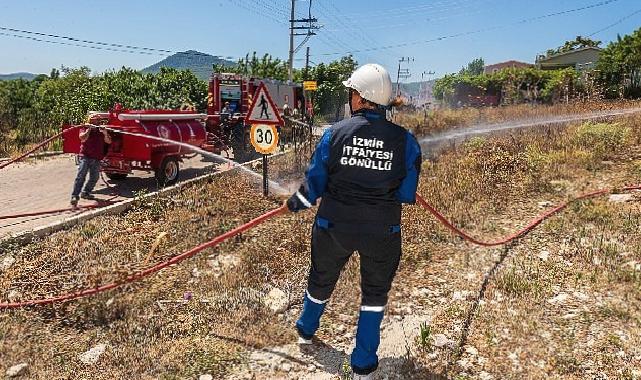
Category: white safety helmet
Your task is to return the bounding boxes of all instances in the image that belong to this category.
[342,63,393,106]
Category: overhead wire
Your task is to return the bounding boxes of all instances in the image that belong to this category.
[588,7,641,36]
[324,0,492,24]
[0,27,243,68]
[312,0,622,56]
[339,0,491,18]
[318,0,409,70]
[0,25,174,54]
[322,1,494,32]
[260,0,358,61]
[0,31,158,56]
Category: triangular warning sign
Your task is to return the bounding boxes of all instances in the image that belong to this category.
[245,82,285,126]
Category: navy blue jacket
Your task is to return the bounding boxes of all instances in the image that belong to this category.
[287,109,422,230]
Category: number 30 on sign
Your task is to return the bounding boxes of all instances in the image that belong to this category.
[250,124,279,154]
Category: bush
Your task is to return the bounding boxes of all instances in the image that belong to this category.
[575,122,631,159]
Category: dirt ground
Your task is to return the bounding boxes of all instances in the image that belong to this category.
[1,116,641,379]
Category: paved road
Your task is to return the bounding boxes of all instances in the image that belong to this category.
[0,154,226,240]
[0,123,326,240]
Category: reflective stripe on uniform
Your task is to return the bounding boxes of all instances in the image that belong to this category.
[360,305,385,312]
[306,290,329,305]
[296,191,313,208]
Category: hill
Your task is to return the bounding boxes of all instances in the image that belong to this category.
[141,50,236,80]
[0,72,39,81]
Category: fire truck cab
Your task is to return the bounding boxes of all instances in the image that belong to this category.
[205,73,305,162]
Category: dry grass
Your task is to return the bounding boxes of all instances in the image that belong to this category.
[0,111,641,379]
[0,175,313,378]
[397,100,641,136]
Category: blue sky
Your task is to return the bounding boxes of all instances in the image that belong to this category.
[0,0,639,80]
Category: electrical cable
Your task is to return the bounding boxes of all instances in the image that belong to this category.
[313,0,622,56]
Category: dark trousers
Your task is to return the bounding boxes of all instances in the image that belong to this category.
[72,156,100,197]
[297,221,402,374]
[307,223,402,306]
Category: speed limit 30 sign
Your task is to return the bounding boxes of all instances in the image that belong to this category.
[250,124,279,154]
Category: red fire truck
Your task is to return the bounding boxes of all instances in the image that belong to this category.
[63,106,207,185]
[204,73,305,162]
[62,73,307,184]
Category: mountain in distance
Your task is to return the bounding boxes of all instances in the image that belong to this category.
[0,72,40,81]
[142,50,236,80]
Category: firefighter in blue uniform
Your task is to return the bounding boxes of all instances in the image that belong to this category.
[284,63,422,379]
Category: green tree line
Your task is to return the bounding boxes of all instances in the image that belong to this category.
[434,28,641,106]
[0,54,357,155]
[0,67,206,155]
[215,52,357,119]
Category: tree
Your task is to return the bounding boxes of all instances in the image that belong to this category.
[214,52,289,81]
[459,58,485,76]
[213,53,358,121]
[434,66,579,106]
[597,27,641,98]
[49,68,60,80]
[308,55,358,120]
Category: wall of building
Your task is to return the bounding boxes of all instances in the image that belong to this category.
[539,49,601,69]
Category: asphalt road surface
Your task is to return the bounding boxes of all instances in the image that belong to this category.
[0,154,227,240]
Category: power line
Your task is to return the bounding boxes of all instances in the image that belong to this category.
[338,0,488,18]
[0,25,173,54]
[323,2,492,32]
[0,31,158,56]
[241,0,354,62]
[324,0,491,24]
[312,1,395,67]
[313,0,621,56]
[0,25,241,65]
[282,0,357,54]
[588,8,641,36]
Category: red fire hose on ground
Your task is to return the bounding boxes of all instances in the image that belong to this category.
[0,126,123,223]
[0,203,109,221]
[1,186,640,309]
[0,205,288,309]
[416,185,641,247]
[1,128,640,309]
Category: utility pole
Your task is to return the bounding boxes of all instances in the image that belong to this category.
[288,0,295,82]
[420,71,435,99]
[305,46,311,80]
[288,0,319,83]
[396,57,414,97]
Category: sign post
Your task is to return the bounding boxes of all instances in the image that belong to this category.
[262,154,269,196]
[250,124,279,196]
[245,82,284,197]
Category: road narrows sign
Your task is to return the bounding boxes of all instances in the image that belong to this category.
[250,124,279,155]
[245,82,285,126]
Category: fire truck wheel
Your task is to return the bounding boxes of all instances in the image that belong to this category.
[105,173,128,181]
[156,156,180,186]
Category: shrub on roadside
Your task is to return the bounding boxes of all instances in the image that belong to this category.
[574,122,631,160]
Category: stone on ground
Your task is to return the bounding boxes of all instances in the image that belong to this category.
[6,363,28,378]
[263,287,289,313]
[78,343,107,364]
